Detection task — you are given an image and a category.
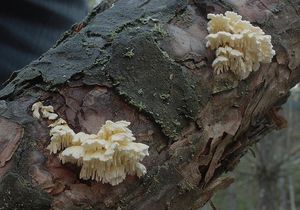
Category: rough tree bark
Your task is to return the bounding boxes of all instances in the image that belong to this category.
[0,0,299,209]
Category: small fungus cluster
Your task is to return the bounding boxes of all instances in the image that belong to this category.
[32,102,149,186]
[206,11,275,79]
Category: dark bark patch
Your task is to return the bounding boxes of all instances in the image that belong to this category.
[0,173,52,210]
[107,30,200,139]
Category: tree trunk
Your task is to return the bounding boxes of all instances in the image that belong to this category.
[257,139,278,210]
[0,0,299,209]
[287,101,297,210]
[228,183,237,210]
[288,176,296,210]
[279,176,287,210]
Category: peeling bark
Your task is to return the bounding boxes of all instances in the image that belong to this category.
[0,0,299,209]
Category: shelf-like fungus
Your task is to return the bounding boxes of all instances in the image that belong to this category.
[31,102,149,186]
[32,102,58,120]
[59,120,149,186]
[47,119,75,154]
[206,11,275,79]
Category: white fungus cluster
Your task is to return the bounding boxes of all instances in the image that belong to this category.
[31,102,149,186]
[206,11,275,79]
[48,118,75,154]
[60,120,149,185]
[32,102,58,120]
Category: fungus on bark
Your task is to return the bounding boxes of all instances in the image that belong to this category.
[47,119,75,154]
[59,120,149,186]
[206,11,275,79]
[31,102,58,120]
[31,102,149,185]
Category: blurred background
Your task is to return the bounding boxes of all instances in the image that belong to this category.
[0,0,103,85]
[88,0,104,9]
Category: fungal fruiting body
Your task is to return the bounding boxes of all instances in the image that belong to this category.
[31,102,149,186]
[206,11,275,79]
[32,102,58,120]
[47,121,75,154]
[60,120,149,185]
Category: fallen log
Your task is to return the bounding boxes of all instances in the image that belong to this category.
[0,0,299,209]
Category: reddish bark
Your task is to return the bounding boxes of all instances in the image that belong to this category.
[0,0,299,209]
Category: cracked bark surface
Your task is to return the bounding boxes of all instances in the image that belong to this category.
[0,0,299,209]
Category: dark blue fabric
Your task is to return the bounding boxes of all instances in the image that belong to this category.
[0,0,88,83]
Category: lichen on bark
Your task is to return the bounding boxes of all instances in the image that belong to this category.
[0,0,299,209]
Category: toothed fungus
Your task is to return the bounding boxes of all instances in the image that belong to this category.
[31,102,149,186]
[59,120,149,185]
[32,102,43,119]
[31,102,58,120]
[47,119,75,154]
[206,11,275,79]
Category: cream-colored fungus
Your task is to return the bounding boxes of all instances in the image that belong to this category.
[32,102,149,185]
[206,11,275,79]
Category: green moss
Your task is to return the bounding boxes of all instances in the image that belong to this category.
[108,31,118,42]
[139,16,160,25]
[0,173,52,210]
[159,93,170,101]
[123,48,135,59]
[173,9,193,27]
[178,180,195,195]
[152,24,168,37]
[212,74,239,94]
[106,30,200,139]
[138,89,144,95]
